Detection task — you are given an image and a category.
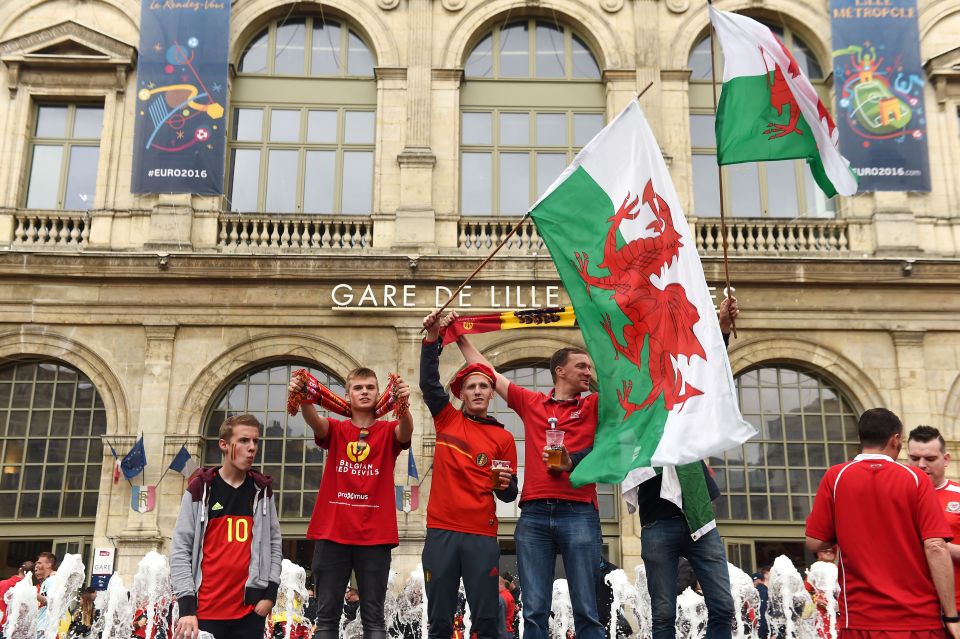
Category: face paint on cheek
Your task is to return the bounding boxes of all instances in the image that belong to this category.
[231,443,237,462]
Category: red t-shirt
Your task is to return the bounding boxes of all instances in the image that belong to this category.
[197,474,255,620]
[307,418,409,546]
[507,384,598,507]
[426,404,518,537]
[936,479,960,611]
[806,454,952,630]
[500,586,516,633]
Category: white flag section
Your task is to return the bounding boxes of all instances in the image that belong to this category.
[530,101,755,525]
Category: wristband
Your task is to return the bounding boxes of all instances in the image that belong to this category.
[942,614,960,624]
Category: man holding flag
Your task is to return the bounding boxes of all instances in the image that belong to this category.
[445,82,760,638]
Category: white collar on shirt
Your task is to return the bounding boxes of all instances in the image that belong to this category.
[853,453,896,462]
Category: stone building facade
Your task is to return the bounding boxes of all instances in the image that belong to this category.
[0,0,958,582]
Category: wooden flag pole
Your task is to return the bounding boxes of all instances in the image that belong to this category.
[708,0,738,338]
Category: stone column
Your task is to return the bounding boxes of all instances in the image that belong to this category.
[394,0,437,250]
[116,325,177,569]
[393,325,428,575]
[891,330,930,427]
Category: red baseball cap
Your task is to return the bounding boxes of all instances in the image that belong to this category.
[450,363,497,398]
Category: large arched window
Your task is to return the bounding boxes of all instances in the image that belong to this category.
[710,365,860,524]
[0,359,105,520]
[488,363,617,521]
[688,24,835,219]
[203,362,345,519]
[460,19,604,216]
[229,16,376,215]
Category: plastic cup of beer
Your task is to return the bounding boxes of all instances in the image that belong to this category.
[491,459,512,488]
[545,429,565,469]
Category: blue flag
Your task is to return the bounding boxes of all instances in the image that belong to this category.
[407,448,419,481]
[121,437,147,480]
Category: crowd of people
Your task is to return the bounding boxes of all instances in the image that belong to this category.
[4,299,960,639]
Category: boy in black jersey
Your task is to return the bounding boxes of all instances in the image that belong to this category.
[171,414,282,639]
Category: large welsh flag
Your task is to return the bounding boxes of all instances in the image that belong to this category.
[528,101,755,536]
[710,5,858,197]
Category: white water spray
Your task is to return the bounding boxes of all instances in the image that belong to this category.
[549,579,574,639]
[806,561,839,639]
[768,555,816,639]
[4,572,38,638]
[728,563,760,639]
[131,551,175,639]
[38,553,85,639]
[99,572,133,639]
[675,587,706,639]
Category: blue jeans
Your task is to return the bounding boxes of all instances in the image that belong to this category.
[640,517,735,639]
[516,499,604,639]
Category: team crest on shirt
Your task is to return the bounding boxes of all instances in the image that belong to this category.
[476,453,489,467]
[346,441,372,463]
[571,411,581,419]
[947,501,960,513]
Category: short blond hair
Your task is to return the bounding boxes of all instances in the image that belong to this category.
[219,414,262,441]
[346,367,378,389]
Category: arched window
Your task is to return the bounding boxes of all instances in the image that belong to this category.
[229,16,376,215]
[710,365,860,524]
[0,359,105,520]
[460,19,604,216]
[488,363,617,521]
[688,24,835,219]
[203,362,345,519]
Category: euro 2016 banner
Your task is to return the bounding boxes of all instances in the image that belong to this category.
[131,0,229,194]
[829,0,930,191]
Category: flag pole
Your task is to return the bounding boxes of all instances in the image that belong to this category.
[707,0,738,338]
[430,82,658,324]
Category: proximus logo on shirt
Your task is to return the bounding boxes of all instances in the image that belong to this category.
[337,459,381,476]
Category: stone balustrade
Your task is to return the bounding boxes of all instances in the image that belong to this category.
[12,212,89,247]
[218,213,373,251]
[690,218,849,255]
[457,217,546,255]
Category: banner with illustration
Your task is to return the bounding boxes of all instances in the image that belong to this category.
[829,0,930,191]
[131,0,229,194]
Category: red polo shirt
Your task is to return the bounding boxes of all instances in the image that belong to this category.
[806,454,952,630]
[936,479,960,611]
[426,403,518,537]
[507,384,598,507]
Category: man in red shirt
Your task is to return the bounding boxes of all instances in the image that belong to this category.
[421,310,518,639]
[908,425,960,615]
[806,408,960,639]
[500,576,516,639]
[445,312,603,639]
[290,367,413,639]
[172,414,282,639]
[0,560,32,632]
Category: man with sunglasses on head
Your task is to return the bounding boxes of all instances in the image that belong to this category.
[420,310,519,639]
[291,367,413,639]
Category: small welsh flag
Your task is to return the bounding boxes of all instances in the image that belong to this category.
[709,5,858,197]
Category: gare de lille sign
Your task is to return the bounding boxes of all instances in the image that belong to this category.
[330,284,564,309]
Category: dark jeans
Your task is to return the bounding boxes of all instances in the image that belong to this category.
[640,517,735,639]
[516,499,604,639]
[422,528,501,639]
[198,610,266,639]
[312,539,392,639]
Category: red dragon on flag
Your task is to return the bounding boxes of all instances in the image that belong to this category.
[574,179,706,417]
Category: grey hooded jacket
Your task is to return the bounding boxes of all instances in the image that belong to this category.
[170,467,282,617]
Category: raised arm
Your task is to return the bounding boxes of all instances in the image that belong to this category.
[442,311,510,400]
[420,311,450,417]
[393,376,414,443]
[289,376,331,441]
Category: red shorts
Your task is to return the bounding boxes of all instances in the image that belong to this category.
[841,630,948,639]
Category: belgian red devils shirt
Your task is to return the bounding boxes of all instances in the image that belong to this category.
[307,418,409,546]
[936,479,960,610]
[197,473,255,620]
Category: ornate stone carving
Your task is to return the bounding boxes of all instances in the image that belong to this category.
[441,0,466,11]
[600,0,624,12]
[666,0,690,13]
[377,0,401,10]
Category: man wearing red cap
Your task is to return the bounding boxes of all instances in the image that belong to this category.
[420,310,519,639]
[445,311,604,639]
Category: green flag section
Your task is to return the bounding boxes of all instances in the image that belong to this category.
[528,101,755,509]
[626,464,717,540]
[709,5,858,198]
